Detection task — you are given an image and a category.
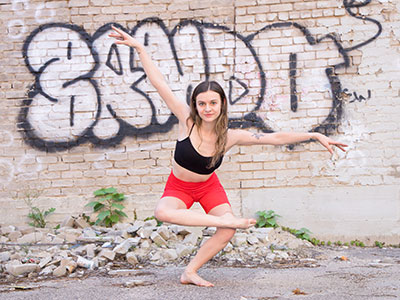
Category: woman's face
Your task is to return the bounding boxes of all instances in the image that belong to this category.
[195,90,222,123]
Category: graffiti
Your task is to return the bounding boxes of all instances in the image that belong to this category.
[18,0,382,152]
[8,0,55,40]
[342,88,372,103]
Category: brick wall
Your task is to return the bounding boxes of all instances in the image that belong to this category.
[1,0,399,243]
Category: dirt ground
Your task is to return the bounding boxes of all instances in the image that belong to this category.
[0,247,399,300]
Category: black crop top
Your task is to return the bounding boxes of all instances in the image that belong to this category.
[174,124,223,175]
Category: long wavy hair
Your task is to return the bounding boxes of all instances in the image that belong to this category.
[188,81,228,168]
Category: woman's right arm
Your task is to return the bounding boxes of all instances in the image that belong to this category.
[109,25,190,123]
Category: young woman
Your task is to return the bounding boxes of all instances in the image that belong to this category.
[109,26,347,287]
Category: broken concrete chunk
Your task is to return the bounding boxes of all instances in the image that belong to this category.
[7,263,39,276]
[126,252,139,266]
[231,233,248,247]
[98,249,116,261]
[150,232,167,247]
[183,233,200,246]
[74,217,90,229]
[163,249,178,261]
[156,225,170,240]
[61,216,75,228]
[113,237,140,254]
[17,232,43,244]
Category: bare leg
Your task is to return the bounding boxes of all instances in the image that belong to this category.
[154,197,256,229]
[180,204,237,287]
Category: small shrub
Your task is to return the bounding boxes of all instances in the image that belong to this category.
[86,187,127,227]
[295,227,312,241]
[255,210,281,228]
[23,192,55,228]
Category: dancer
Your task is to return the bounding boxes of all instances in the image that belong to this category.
[109,26,347,287]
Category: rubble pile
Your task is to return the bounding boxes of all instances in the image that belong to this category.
[0,217,314,282]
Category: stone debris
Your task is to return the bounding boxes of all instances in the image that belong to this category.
[0,220,316,282]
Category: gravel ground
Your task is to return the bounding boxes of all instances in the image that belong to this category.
[0,247,399,300]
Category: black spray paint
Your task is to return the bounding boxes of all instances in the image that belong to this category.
[18,0,382,152]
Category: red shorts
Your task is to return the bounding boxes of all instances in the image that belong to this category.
[161,171,230,214]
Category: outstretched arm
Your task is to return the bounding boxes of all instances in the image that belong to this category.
[228,129,347,154]
[109,25,190,122]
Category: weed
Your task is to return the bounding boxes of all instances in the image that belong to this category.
[86,187,127,227]
[23,192,55,228]
[255,210,281,228]
[294,227,312,241]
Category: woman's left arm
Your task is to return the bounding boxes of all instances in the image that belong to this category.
[227,129,347,154]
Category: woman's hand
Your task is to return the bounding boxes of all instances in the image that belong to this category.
[108,25,143,50]
[313,133,348,154]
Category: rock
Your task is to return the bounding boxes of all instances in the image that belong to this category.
[126,221,144,234]
[0,251,11,262]
[19,226,36,235]
[124,280,153,287]
[102,242,113,248]
[113,223,132,231]
[156,225,171,240]
[275,251,289,260]
[38,256,52,268]
[169,225,191,236]
[247,235,259,245]
[231,233,248,247]
[286,238,309,249]
[82,228,97,238]
[183,233,200,246]
[61,216,75,228]
[98,249,116,261]
[7,263,39,276]
[113,238,140,254]
[150,232,168,247]
[126,253,139,266]
[203,227,217,236]
[86,244,96,258]
[53,265,67,277]
[149,252,161,261]
[39,265,54,276]
[140,239,151,249]
[137,227,154,239]
[163,249,178,261]
[1,225,16,235]
[223,242,233,253]
[74,217,90,229]
[176,244,196,257]
[17,232,43,244]
[8,231,22,242]
[144,219,158,228]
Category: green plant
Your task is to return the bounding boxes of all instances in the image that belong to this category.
[294,227,312,241]
[23,192,55,228]
[375,241,384,248]
[86,187,127,227]
[255,210,281,228]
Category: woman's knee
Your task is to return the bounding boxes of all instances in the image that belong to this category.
[154,206,170,222]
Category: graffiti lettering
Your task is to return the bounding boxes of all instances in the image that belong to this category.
[18,0,382,152]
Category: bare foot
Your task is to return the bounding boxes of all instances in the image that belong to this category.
[180,270,214,287]
[220,213,256,229]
